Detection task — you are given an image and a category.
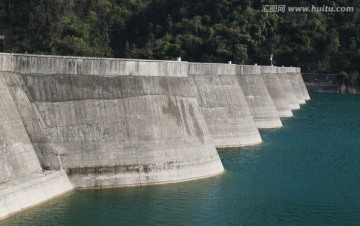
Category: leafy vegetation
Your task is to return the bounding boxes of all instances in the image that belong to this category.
[1,0,359,74]
[337,70,350,81]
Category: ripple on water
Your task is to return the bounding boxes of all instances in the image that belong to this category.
[2,93,360,226]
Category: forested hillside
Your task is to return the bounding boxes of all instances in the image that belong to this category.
[0,0,359,74]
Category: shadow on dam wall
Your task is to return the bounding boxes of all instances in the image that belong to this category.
[0,53,310,220]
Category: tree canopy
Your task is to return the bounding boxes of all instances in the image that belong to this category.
[1,0,359,73]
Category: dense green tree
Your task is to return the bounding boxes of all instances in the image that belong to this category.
[0,0,359,74]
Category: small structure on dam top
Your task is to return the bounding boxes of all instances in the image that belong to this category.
[0,53,310,220]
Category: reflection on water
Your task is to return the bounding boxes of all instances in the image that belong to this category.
[2,93,360,225]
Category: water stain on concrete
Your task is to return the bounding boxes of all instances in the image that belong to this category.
[162,97,182,126]
[180,99,191,136]
[189,104,204,143]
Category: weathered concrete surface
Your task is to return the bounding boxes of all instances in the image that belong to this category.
[0,53,308,220]
[0,171,73,220]
[1,54,224,189]
[260,66,293,117]
[286,68,306,104]
[189,63,262,147]
[295,68,311,101]
[276,68,301,110]
[0,74,42,183]
[1,54,188,77]
[0,72,73,220]
[237,66,282,128]
[302,73,339,93]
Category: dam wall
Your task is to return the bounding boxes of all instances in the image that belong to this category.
[188,63,262,147]
[302,73,360,94]
[237,65,282,129]
[1,54,189,77]
[0,54,224,190]
[0,53,310,220]
[295,68,311,101]
[0,70,73,220]
[286,67,306,104]
[0,74,42,183]
[276,67,300,110]
[259,66,293,117]
[302,73,339,93]
[0,171,73,220]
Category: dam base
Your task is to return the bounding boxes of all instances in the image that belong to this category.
[0,171,73,220]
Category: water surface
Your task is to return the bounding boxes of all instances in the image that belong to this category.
[2,93,360,225]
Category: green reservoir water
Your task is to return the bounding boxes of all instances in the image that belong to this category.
[2,93,360,225]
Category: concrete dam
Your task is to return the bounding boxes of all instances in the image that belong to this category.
[0,53,310,220]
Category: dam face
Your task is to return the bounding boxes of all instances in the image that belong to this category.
[0,53,310,220]
[0,73,42,182]
[188,63,262,147]
[260,66,293,117]
[0,71,73,220]
[295,68,311,101]
[2,55,224,188]
[287,69,306,104]
[237,65,282,129]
